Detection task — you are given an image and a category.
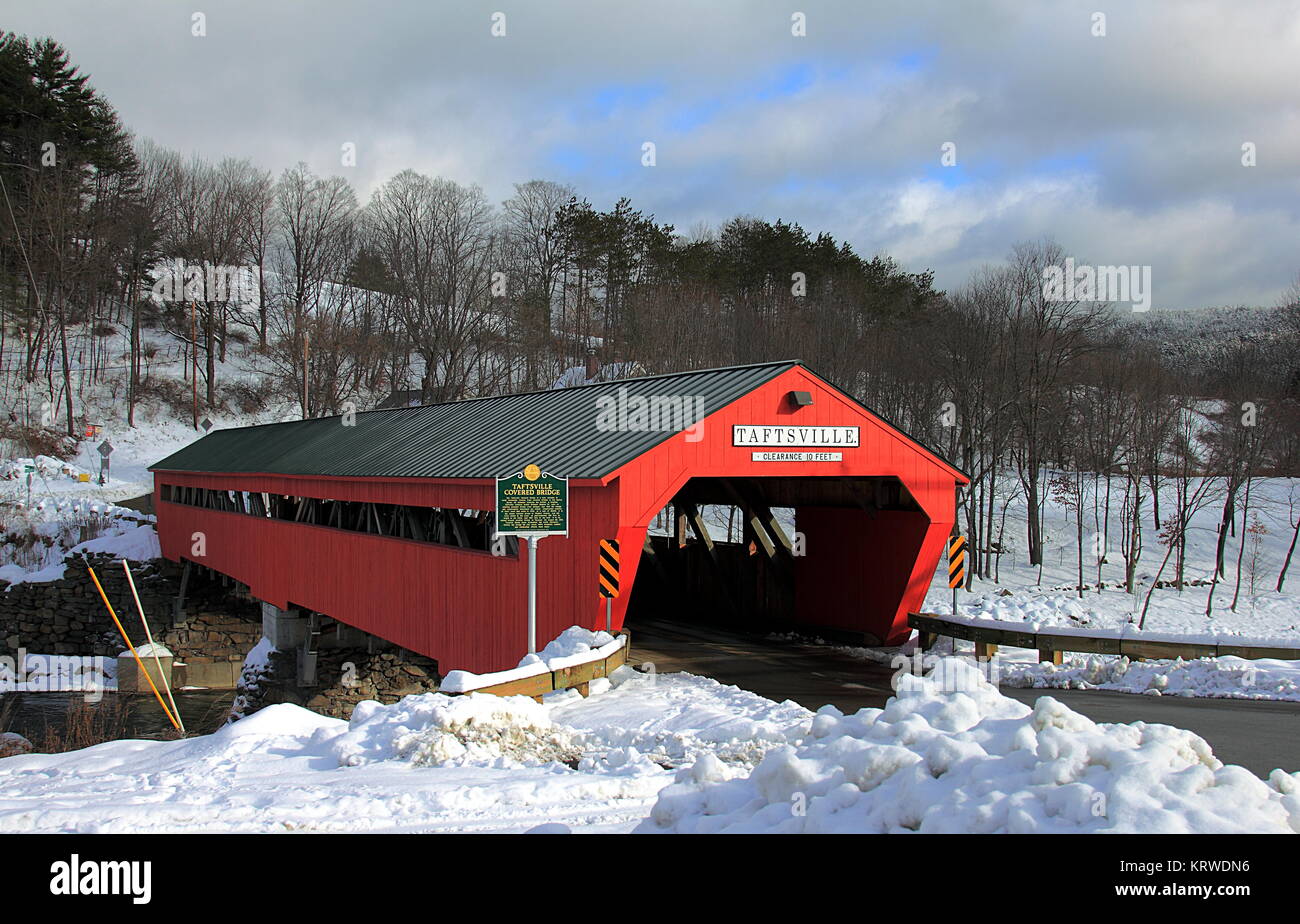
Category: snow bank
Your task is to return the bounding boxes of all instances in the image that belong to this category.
[71,524,160,562]
[329,693,581,768]
[638,658,1300,834]
[0,501,158,587]
[0,455,84,481]
[440,626,623,693]
[933,603,1300,651]
[5,657,1294,834]
[1002,653,1300,701]
[0,560,66,585]
[228,637,277,722]
[554,666,811,770]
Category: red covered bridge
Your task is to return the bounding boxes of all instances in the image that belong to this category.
[151,361,967,675]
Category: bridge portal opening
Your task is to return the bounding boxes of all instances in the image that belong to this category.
[625,475,930,645]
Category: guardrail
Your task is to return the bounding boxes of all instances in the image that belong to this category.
[442,631,632,701]
[908,613,1300,664]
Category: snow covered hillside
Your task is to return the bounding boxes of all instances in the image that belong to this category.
[925,476,1299,643]
[910,474,1300,701]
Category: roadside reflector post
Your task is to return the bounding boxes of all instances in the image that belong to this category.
[948,534,967,617]
[598,538,621,631]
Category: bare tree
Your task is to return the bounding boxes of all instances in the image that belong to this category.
[270,163,358,416]
[367,170,496,402]
[1000,240,1111,567]
[502,179,573,388]
[237,165,276,348]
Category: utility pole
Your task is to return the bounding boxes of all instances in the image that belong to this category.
[302,330,310,418]
[190,301,198,430]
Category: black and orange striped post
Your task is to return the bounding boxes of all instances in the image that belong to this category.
[598,538,620,630]
[948,533,966,612]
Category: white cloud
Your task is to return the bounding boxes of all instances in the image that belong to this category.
[4,0,1297,306]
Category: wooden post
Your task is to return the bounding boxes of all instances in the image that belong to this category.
[1038,647,1063,665]
[973,641,998,659]
[682,501,741,619]
[123,559,185,735]
[88,566,181,732]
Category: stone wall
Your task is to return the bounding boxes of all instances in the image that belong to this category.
[1,554,177,657]
[250,646,441,719]
[0,555,263,687]
[2,554,444,713]
[165,609,262,689]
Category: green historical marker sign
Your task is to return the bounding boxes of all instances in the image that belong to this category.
[495,464,568,537]
[495,464,568,655]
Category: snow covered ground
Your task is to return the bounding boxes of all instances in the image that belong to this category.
[998,651,1300,701]
[0,666,810,833]
[0,500,157,586]
[2,658,1295,834]
[639,660,1300,834]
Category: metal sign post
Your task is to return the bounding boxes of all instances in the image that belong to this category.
[495,464,569,654]
[97,440,114,486]
[527,535,539,652]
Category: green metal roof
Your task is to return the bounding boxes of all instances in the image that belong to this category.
[151,360,798,480]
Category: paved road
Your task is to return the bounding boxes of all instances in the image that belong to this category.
[628,616,1300,777]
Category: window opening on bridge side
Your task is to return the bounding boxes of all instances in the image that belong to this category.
[159,483,518,557]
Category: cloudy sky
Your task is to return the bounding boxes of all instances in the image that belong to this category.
[5,0,1298,308]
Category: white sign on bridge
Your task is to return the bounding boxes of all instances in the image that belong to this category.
[751,451,843,462]
[732,425,859,448]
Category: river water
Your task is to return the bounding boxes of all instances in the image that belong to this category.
[1,690,237,744]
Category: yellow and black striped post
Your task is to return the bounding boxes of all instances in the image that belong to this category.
[598,538,620,630]
[948,534,966,614]
[947,534,967,588]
